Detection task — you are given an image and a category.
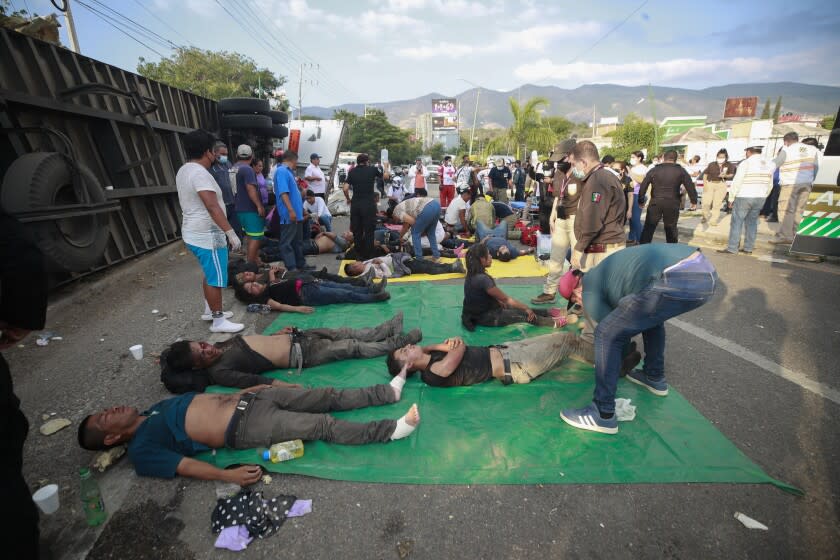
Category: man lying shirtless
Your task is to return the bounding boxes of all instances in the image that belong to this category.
[386,332,593,387]
[78,380,419,484]
[343,253,465,279]
[162,313,422,392]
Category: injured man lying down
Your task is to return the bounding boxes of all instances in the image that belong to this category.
[160,312,421,393]
[77,379,419,483]
[386,331,593,387]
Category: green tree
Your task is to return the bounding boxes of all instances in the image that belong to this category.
[760,99,771,119]
[486,97,557,160]
[602,113,658,161]
[137,48,286,105]
[336,108,418,163]
[772,96,782,122]
[821,114,836,130]
[545,115,575,140]
[428,143,446,161]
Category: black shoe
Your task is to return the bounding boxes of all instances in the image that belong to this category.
[739,249,753,254]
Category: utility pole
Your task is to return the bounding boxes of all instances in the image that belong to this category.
[297,63,318,120]
[64,0,81,53]
[469,88,480,158]
[647,84,659,156]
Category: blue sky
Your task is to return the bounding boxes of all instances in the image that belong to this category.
[20,0,840,107]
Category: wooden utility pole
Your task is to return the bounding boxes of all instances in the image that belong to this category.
[65,0,81,53]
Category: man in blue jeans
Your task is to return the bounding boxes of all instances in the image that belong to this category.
[559,244,717,434]
[273,150,307,271]
[717,146,774,255]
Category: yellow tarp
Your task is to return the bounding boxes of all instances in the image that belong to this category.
[338,256,547,283]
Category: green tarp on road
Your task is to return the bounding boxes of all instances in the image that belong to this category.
[197,284,798,494]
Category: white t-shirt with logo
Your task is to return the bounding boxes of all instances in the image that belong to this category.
[176,162,226,249]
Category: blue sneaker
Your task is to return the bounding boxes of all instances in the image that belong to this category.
[560,402,618,434]
[626,369,669,396]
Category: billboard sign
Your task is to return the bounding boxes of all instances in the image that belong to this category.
[723,96,758,118]
[432,97,458,130]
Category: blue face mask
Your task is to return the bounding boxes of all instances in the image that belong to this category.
[572,166,586,179]
[218,156,228,164]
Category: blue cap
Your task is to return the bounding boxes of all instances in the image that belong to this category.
[310,153,320,160]
[262,450,270,461]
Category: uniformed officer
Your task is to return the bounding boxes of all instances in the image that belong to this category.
[532,139,581,304]
[638,150,697,244]
[569,140,627,272]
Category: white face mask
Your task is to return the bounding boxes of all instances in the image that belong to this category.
[717,158,726,164]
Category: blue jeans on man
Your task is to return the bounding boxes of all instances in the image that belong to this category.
[591,255,717,415]
[726,197,764,252]
[300,281,380,305]
[475,221,521,258]
[316,214,332,232]
[278,221,304,270]
[411,200,441,259]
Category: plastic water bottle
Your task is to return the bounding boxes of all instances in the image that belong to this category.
[79,467,107,526]
[262,440,305,463]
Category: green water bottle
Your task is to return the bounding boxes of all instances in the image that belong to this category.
[262,440,305,463]
[79,467,107,526]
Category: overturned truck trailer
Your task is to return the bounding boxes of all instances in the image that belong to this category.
[0,28,218,284]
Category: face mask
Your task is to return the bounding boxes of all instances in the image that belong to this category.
[219,155,228,164]
[630,158,638,165]
[717,158,726,164]
[572,166,586,179]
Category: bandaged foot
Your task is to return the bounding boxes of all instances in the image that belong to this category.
[390,365,407,400]
[390,403,420,440]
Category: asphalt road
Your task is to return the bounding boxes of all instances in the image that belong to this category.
[6,197,840,559]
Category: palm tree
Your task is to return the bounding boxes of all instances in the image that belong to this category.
[486,97,557,160]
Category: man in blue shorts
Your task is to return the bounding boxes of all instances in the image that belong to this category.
[175,129,244,333]
[233,144,265,264]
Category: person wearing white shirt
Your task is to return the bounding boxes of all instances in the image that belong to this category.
[718,146,775,255]
[405,158,426,198]
[303,189,332,232]
[444,186,471,233]
[175,130,243,333]
[304,153,327,198]
[770,132,822,244]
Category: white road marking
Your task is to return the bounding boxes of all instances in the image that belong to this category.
[668,318,840,405]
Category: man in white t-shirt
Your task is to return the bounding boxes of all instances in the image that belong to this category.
[444,186,471,233]
[303,189,332,232]
[439,155,457,208]
[175,129,244,333]
[304,153,327,198]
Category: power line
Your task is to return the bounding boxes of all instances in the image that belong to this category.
[238,0,361,103]
[75,0,167,58]
[75,0,174,51]
[534,1,649,86]
[88,0,182,49]
[132,0,196,49]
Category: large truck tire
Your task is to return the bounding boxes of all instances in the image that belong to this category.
[220,113,272,130]
[1,153,110,272]
[218,97,270,114]
[269,110,289,124]
[271,125,288,139]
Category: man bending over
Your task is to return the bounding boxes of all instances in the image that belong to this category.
[386,332,592,387]
[162,313,422,392]
[78,381,420,483]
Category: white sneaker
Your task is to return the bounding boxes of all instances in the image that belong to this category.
[201,311,233,321]
[210,319,244,333]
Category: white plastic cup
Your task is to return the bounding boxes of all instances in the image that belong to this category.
[33,484,60,514]
[129,344,143,360]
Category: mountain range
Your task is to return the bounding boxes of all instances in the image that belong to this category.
[303,82,840,129]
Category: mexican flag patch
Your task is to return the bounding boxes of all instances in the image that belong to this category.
[591,192,602,203]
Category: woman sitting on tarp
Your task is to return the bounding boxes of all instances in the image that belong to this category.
[460,243,573,331]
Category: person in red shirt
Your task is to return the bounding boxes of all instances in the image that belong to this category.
[439,155,457,207]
